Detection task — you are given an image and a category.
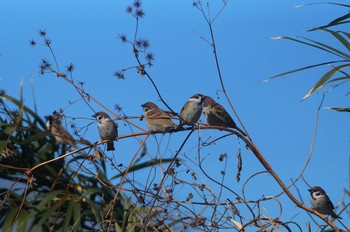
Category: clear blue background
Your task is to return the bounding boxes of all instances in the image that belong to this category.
[1,0,349,229]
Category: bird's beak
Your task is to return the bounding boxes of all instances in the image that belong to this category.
[308,189,312,192]
[92,114,96,118]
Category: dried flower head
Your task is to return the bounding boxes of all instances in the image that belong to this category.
[135,38,150,50]
[114,104,123,112]
[39,29,47,37]
[145,52,155,61]
[29,39,36,47]
[219,153,227,161]
[133,0,142,8]
[137,65,146,76]
[126,6,133,14]
[135,9,145,18]
[118,34,128,43]
[114,71,125,79]
[67,63,75,73]
[39,59,52,75]
[186,193,194,201]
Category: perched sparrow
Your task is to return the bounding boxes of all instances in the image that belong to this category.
[45,114,77,147]
[202,96,247,136]
[141,102,177,132]
[179,94,204,127]
[308,186,341,219]
[92,111,118,151]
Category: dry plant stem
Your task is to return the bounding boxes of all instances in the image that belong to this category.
[9,179,30,232]
[44,36,95,113]
[148,130,195,213]
[242,138,340,231]
[241,217,299,232]
[50,68,145,132]
[131,12,179,116]
[197,139,257,221]
[198,4,249,139]
[106,133,150,231]
[51,155,86,230]
[5,125,339,230]
[209,154,228,225]
[293,181,318,226]
[276,92,325,198]
[198,5,339,231]
[133,53,179,116]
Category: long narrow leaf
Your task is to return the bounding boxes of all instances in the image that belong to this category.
[326,75,350,84]
[319,29,350,52]
[72,200,83,231]
[308,16,350,31]
[301,36,350,59]
[63,199,74,231]
[299,2,350,8]
[3,95,46,129]
[302,63,350,100]
[264,60,347,81]
[17,209,29,232]
[324,107,350,112]
[341,31,350,40]
[273,36,348,59]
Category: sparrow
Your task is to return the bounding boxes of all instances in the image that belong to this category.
[141,102,177,132]
[308,186,341,219]
[179,94,204,127]
[45,113,77,147]
[202,96,247,136]
[92,111,118,151]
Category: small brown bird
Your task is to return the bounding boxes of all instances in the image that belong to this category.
[202,96,247,136]
[92,111,118,151]
[45,113,77,147]
[179,94,204,127]
[141,102,177,132]
[308,186,342,219]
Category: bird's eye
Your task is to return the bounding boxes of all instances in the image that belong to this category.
[315,192,321,196]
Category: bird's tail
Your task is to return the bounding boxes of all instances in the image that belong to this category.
[107,141,115,151]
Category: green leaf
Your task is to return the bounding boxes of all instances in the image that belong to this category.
[341,31,350,40]
[2,125,16,136]
[319,28,350,52]
[271,36,348,59]
[17,209,29,232]
[83,198,101,223]
[302,63,350,100]
[301,36,350,59]
[325,75,350,84]
[2,207,18,232]
[2,95,46,129]
[63,200,74,231]
[308,18,350,31]
[324,107,350,112]
[264,60,346,81]
[0,140,6,155]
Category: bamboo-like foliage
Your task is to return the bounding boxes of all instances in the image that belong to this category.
[266,2,350,106]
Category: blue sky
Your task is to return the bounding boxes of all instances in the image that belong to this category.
[1,0,349,229]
